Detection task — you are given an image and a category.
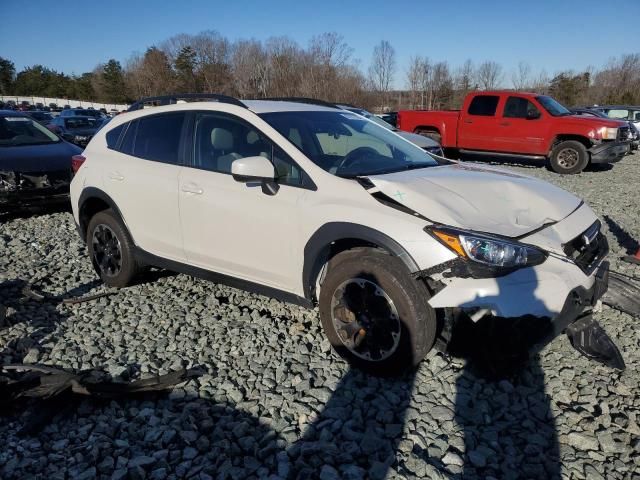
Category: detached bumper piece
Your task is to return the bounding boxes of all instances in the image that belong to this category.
[566,315,625,370]
[589,141,629,164]
[603,271,640,318]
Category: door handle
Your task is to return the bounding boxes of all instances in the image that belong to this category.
[109,172,124,181]
[499,121,511,126]
[181,184,203,195]
[464,119,473,124]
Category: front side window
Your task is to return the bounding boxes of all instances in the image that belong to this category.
[0,116,59,147]
[503,97,541,119]
[260,110,440,177]
[193,112,305,187]
[131,113,186,164]
[468,95,500,116]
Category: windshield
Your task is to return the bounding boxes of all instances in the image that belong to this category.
[0,116,60,147]
[64,117,97,130]
[536,95,571,116]
[260,110,439,177]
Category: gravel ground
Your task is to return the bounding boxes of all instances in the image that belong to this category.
[1,153,639,480]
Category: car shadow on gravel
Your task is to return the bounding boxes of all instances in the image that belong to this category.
[603,214,640,255]
[0,268,561,479]
[443,267,561,479]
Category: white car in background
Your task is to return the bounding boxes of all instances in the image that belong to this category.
[336,104,444,157]
[70,94,609,375]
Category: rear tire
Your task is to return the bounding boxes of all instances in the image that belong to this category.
[87,209,141,288]
[318,249,437,376]
[549,140,589,174]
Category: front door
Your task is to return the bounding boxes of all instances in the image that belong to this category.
[179,111,310,292]
[493,96,548,155]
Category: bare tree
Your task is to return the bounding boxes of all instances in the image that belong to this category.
[368,40,396,106]
[453,59,475,107]
[476,60,503,90]
[231,40,270,98]
[511,61,532,91]
[531,69,550,94]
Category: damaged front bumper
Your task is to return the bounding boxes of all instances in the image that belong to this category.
[425,207,611,344]
[589,141,629,164]
[0,170,70,211]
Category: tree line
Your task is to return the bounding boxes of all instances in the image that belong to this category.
[1,31,640,111]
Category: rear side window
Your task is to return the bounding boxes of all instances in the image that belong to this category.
[468,95,499,116]
[105,124,125,150]
[131,113,186,164]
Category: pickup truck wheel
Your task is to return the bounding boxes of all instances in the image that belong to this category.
[87,209,141,288]
[319,249,437,376]
[415,129,442,144]
[550,140,589,174]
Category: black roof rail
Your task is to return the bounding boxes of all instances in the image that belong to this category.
[258,97,339,109]
[127,93,247,112]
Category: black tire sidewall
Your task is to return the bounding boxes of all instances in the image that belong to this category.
[319,249,437,376]
[86,209,139,288]
[550,140,589,174]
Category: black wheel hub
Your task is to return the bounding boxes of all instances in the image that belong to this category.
[330,278,401,361]
[91,224,122,277]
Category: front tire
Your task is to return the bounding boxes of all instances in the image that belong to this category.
[86,209,141,288]
[549,140,589,174]
[319,249,437,376]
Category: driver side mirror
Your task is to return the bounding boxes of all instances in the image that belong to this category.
[231,156,279,195]
[526,110,541,120]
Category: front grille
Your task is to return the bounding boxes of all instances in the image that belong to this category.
[563,220,609,274]
[617,126,630,141]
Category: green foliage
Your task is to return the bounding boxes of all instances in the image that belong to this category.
[0,57,15,95]
[101,59,127,103]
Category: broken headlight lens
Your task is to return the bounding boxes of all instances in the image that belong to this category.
[428,227,547,268]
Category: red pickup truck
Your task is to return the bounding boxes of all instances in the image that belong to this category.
[397,91,630,174]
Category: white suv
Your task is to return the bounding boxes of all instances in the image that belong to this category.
[70,95,609,375]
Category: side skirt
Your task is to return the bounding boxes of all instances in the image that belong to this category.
[133,247,314,309]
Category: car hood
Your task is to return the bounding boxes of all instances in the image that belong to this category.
[0,140,81,172]
[367,163,582,237]
[565,115,626,128]
[396,130,438,148]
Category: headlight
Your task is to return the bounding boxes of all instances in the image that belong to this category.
[597,127,618,140]
[427,226,547,269]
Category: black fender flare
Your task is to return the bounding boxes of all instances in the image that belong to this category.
[77,187,127,239]
[302,222,419,300]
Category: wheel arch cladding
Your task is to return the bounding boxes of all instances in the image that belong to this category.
[302,222,420,301]
[78,187,127,240]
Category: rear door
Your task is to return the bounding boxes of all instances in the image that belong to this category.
[493,96,548,154]
[103,112,187,262]
[457,94,502,151]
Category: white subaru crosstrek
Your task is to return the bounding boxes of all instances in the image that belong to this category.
[70,95,609,375]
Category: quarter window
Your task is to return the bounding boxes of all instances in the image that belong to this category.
[468,95,500,116]
[105,124,125,149]
[503,97,541,119]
